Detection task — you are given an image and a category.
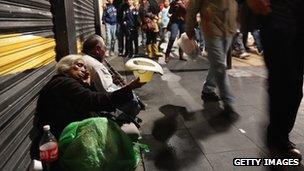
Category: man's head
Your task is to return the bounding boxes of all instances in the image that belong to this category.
[82,35,106,62]
[56,55,90,85]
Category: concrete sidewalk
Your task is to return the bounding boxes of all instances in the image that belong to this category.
[108,48,304,171]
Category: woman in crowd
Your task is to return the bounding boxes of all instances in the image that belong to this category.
[165,0,187,62]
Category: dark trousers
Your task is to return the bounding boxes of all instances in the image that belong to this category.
[260,3,304,143]
[126,28,139,56]
[117,23,127,54]
[146,31,157,45]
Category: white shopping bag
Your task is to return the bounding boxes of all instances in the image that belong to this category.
[177,33,199,58]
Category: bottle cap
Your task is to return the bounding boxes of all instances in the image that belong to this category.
[43,125,50,131]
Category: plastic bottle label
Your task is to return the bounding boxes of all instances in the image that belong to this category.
[39,142,58,163]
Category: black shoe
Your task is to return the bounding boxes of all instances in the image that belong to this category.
[223,103,235,114]
[267,140,302,161]
[201,92,221,102]
[128,54,133,58]
[123,53,129,57]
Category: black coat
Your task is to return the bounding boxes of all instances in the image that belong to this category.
[35,74,133,138]
[240,2,259,32]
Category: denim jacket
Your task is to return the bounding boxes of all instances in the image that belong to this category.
[103,4,117,25]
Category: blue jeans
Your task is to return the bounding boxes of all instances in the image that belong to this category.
[232,31,246,53]
[195,27,205,51]
[105,23,117,52]
[203,36,234,104]
[165,21,185,56]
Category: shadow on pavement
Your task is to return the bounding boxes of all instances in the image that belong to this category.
[202,102,240,132]
[146,104,202,170]
[154,146,179,170]
[146,102,240,170]
[151,104,184,142]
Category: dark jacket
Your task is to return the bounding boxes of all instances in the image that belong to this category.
[169,0,186,23]
[239,2,259,32]
[117,2,129,24]
[139,0,160,20]
[103,4,117,25]
[36,74,133,138]
[123,8,141,29]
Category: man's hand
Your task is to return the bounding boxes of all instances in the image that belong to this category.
[112,74,126,86]
[124,77,146,91]
[246,0,271,15]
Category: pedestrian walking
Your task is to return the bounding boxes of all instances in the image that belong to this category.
[158,0,170,47]
[165,0,187,63]
[186,0,238,112]
[247,0,304,160]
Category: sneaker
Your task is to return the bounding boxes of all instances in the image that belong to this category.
[201,50,208,56]
[231,50,239,57]
[267,140,302,161]
[201,92,220,102]
[118,52,124,56]
[238,52,250,59]
[258,50,264,56]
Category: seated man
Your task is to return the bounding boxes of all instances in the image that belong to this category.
[82,34,143,119]
[35,54,144,139]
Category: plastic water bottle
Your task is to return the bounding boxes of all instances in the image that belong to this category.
[39,125,58,170]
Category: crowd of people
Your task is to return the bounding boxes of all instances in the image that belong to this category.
[102,0,263,62]
[102,0,304,162]
[31,0,304,169]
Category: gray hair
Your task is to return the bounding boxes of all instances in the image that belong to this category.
[82,34,106,54]
[56,54,84,75]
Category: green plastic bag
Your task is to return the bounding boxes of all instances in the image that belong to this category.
[58,117,140,171]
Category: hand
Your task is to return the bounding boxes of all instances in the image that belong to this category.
[81,72,91,87]
[112,74,126,85]
[246,0,271,15]
[124,77,146,90]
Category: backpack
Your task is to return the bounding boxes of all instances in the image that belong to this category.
[142,16,156,32]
